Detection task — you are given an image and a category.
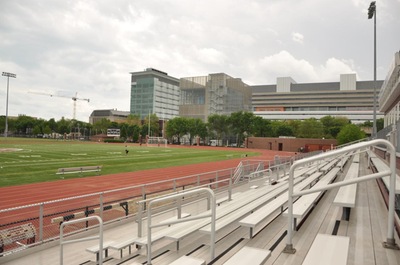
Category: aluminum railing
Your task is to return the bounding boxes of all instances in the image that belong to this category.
[283,139,398,254]
[59,216,103,265]
[146,188,216,265]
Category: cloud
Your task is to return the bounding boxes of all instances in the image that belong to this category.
[317,58,358,81]
[292,32,304,44]
[0,0,399,122]
[254,51,357,84]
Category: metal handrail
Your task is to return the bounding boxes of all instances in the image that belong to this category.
[59,216,103,265]
[283,139,398,254]
[146,188,216,265]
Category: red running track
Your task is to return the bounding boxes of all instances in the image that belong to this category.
[0,148,294,210]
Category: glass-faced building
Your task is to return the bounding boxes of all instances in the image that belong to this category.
[179,73,252,121]
[130,68,180,120]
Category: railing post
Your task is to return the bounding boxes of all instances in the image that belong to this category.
[142,185,146,211]
[283,164,296,254]
[228,177,232,201]
[215,172,219,189]
[99,192,104,220]
[137,202,143,238]
[177,195,182,218]
[384,141,399,249]
[39,203,44,241]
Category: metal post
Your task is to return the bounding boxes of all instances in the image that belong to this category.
[137,201,143,238]
[384,144,399,249]
[99,192,104,220]
[2,72,16,137]
[373,6,377,138]
[39,203,44,241]
[368,1,377,138]
[283,164,296,253]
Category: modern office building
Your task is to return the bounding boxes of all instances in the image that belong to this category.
[179,73,252,121]
[89,109,130,124]
[130,68,180,120]
[252,73,384,124]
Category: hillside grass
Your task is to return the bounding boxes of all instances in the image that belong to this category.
[0,138,257,187]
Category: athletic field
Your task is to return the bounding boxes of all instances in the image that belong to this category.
[0,138,257,187]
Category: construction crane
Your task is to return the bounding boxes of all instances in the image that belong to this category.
[29,91,90,120]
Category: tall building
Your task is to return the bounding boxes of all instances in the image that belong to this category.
[130,68,180,120]
[89,109,130,124]
[252,73,384,124]
[179,73,252,121]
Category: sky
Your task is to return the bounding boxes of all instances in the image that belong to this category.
[0,0,399,122]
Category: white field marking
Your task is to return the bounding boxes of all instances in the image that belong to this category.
[0,148,23,152]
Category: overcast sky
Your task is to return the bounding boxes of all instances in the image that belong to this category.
[1,0,399,122]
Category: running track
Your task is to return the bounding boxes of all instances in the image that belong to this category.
[0,147,294,210]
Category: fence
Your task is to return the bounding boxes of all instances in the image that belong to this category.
[0,159,268,257]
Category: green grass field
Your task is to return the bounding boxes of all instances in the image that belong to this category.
[0,138,257,187]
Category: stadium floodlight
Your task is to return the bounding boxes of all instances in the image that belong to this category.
[368,1,376,19]
[2,72,17,137]
[368,1,377,138]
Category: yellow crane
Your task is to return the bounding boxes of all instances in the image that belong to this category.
[29,91,90,120]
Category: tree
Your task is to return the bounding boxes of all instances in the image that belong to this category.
[47,118,57,133]
[297,118,324,138]
[128,124,141,142]
[126,114,141,126]
[251,116,272,137]
[120,124,128,139]
[275,123,294,137]
[377,118,384,132]
[286,120,301,136]
[32,125,41,136]
[56,117,70,135]
[14,115,36,135]
[93,118,111,135]
[143,113,160,137]
[165,117,189,144]
[337,124,366,145]
[187,118,207,145]
[229,111,255,146]
[43,125,52,135]
[270,121,291,137]
[207,114,229,146]
[320,116,349,138]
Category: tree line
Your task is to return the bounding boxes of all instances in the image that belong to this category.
[0,112,383,145]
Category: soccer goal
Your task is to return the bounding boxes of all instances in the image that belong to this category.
[147,137,168,147]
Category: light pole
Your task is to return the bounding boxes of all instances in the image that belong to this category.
[2,72,17,137]
[368,1,377,138]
